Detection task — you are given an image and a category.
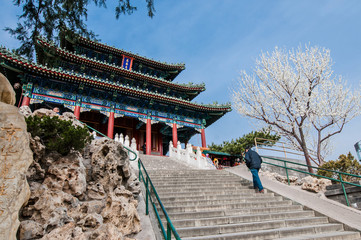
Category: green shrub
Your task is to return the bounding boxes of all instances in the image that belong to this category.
[317,153,361,183]
[209,127,280,156]
[26,115,93,156]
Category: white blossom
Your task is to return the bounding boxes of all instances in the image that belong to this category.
[232,45,361,168]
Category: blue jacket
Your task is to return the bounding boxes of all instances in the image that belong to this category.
[245,149,262,169]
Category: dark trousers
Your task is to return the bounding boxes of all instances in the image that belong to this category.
[250,168,263,191]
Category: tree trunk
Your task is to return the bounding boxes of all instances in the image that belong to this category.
[302,148,314,174]
[298,127,314,174]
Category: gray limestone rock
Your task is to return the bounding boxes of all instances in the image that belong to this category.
[19,106,32,118]
[18,220,44,240]
[0,102,33,240]
[19,125,141,239]
[0,72,15,105]
[301,175,332,193]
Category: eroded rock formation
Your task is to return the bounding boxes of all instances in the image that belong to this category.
[0,72,16,105]
[301,176,332,193]
[261,170,332,193]
[0,76,33,240]
[18,109,141,239]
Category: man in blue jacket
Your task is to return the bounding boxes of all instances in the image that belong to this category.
[244,146,264,193]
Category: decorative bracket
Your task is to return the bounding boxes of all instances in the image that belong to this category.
[195,128,202,133]
[165,122,184,129]
[30,99,43,104]
[100,110,109,117]
[139,117,158,125]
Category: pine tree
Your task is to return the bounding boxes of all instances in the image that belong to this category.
[209,127,280,156]
[5,0,155,60]
[317,153,361,183]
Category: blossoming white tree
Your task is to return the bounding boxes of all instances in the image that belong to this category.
[232,45,360,173]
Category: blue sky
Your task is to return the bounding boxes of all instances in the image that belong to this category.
[1,0,360,161]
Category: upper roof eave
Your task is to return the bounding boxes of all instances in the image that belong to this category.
[36,37,205,94]
[0,47,232,113]
[61,29,185,72]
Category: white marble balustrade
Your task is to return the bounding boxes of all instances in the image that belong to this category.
[113,133,139,161]
[169,141,216,170]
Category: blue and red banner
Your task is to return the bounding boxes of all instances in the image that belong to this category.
[122,55,133,70]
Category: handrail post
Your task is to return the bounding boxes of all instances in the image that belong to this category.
[284,161,290,185]
[339,173,350,207]
[138,159,141,180]
[138,158,181,239]
[282,143,287,159]
[255,137,259,153]
[145,176,149,215]
[166,222,172,240]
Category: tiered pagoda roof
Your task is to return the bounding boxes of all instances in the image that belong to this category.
[35,37,204,100]
[60,29,184,81]
[77,36,185,71]
[0,46,231,115]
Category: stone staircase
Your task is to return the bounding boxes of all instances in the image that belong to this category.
[146,168,361,240]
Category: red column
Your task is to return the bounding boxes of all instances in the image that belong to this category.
[74,105,81,119]
[172,122,178,148]
[107,111,115,139]
[146,118,151,155]
[21,96,30,107]
[201,128,207,148]
[158,134,163,156]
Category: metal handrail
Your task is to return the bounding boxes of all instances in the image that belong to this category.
[261,155,361,207]
[255,137,319,166]
[77,120,138,161]
[138,159,181,240]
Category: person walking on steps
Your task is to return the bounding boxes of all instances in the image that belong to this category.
[244,146,264,193]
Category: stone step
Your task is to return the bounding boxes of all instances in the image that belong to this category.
[148,172,233,176]
[140,156,361,240]
[151,179,250,185]
[154,186,259,194]
[152,184,252,192]
[149,170,234,173]
[168,210,315,228]
[159,193,278,203]
[165,205,305,221]
[278,231,361,239]
[177,217,331,238]
[152,179,250,185]
[150,177,243,183]
[148,172,232,177]
[156,190,272,199]
[180,224,344,239]
[325,181,361,190]
[156,196,284,207]
[159,200,293,214]
[148,170,235,175]
[151,181,245,187]
[149,171,236,175]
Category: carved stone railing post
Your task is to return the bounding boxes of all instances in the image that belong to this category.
[169,141,173,158]
[167,140,215,169]
[186,143,192,165]
[119,133,124,145]
[129,137,139,161]
[196,147,202,168]
[114,133,119,142]
[124,135,130,148]
[177,141,181,160]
